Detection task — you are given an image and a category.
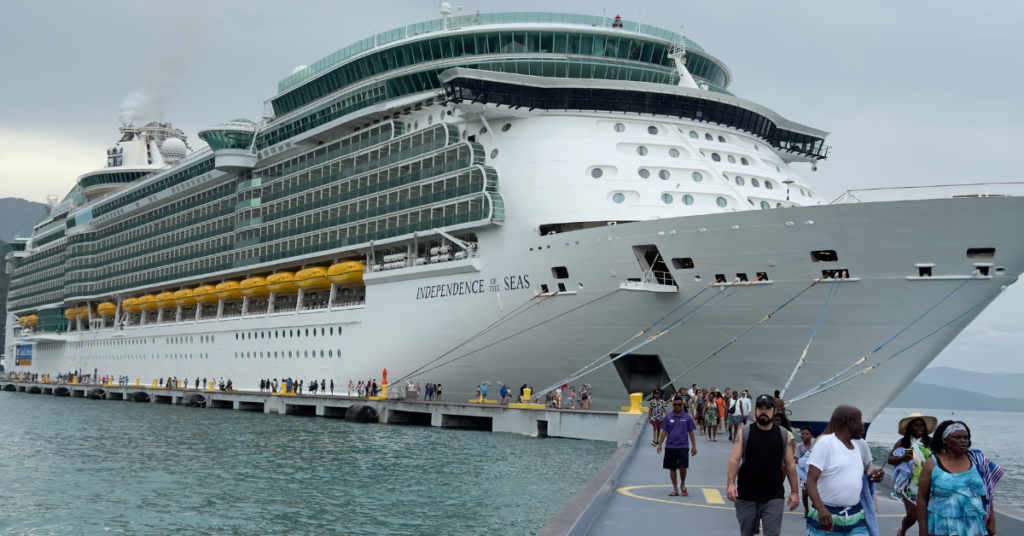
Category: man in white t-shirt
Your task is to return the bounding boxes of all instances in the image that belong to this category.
[738,392,752,425]
[805,405,884,535]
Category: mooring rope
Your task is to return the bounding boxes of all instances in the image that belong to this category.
[788,285,1005,405]
[779,273,844,398]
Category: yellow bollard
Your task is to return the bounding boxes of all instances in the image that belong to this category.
[153,379,158,388]
[176,379,181,389]
[381,382,388,399]
[625,392,643,414]
[209,381,215,391]
[524,388,532,402]
[135,379,140,386]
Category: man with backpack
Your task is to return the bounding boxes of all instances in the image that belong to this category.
[726,394,799,536]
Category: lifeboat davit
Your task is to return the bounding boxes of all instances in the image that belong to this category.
[295,267,331,292]
[138,295,159,311]
[328,261,365,288]
[174,289,197,307]
[23,315,38,327]
[215,281,243,301]
[266,272,298,295]
[156,292,177,309]
[75,305,93,320]
[97,302,118,317]
[64,308,77,321]
[122,298,141,314]
[18,315,30,327]
[240,277,270,298]
[193,285,219,304]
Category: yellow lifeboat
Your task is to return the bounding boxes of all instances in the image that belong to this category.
[122,297,141,314]
[193,285,219,304]
[215,281,243,301]
[75,305,93,320]
[173,288,197,307]
[23,315,37,327]
[156,292,177,309]
[266,272,298,295]
[138,295,159,311]
[97,302,118,317]
[18,316,29,327]
[328,261,365,288]
[64,308,77,321]
[295,266,331,292]
[240,277,270,298]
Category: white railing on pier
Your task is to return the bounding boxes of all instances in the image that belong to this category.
[831,182,1024,204]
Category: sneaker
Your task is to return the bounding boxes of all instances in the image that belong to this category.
[650,440,657,446]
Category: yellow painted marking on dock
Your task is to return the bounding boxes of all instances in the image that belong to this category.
[702,488,725,504]
[616,486,901,516]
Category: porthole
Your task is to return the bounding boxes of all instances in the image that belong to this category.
[705,133,713,141]
[479,127,487,135]
[800,189,806,196]
[669,148,680,158]
[765,181,773,190]
[490,149,498,159]
[748,199,755,206]
[320,350,325,358]
[718,135,726,143]
[502,123,511,132]
[689,131,698,139]
[647,126,659,135]
[638,168,650,179]
[727,155,736,164]
[682,195,694,205]
[751,178,760,188]
[427,114,433,125]
[614,123,625,132]
[659,170,671,180]
[330,327,334,335]
[741,158,749,166]
[462,129,467,140]
[761,201,770,210]
[329,350,333,357]
[776,165,781,172]
[716,197,728,208]
[735,176,745,186]
[591,168,603,179]
[612,193,625,204]
[711,153,721,162]
[661,193,673,204]
[691,172,703,182]
[414,120,419,130]
[305,328,309,337]
[637,146,648,156]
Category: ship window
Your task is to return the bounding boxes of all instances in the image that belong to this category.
[414,120,419,130]
[647,126,659,135]
[672,258,695,269]
[716,197,728,208]
[479,127,487,135]
[330,327,333,335]
[338,326,343,335]
[919,267,932,277]
[691,172,703,182]
[614,123,625,132]
[748,199,755,206]
[669,148,680,158]
[638,168,650,179]
[741,158,749,166]
[637,146,648,156]
[727,155,736,163]
[705,133,713,140]
[612,193,625,204]
[811,250,838,263]
[682,195,694,205]
[765,181,774,190]
[558,283,567,292]
[661,194,673,204]
[321,350,325,358]
[751,178,760,188]
[428,115,433,125]
[761,201,770,210]
[736,273,749,282]
[659,170,671,180]
[967,248,995,259]
[552,267,569,279]
[591,168,603,179]
[735,176,745,186]
[305,329,309,337]
[800,189,806,196]
[689,131,698,138]
[490,149,498,159]
[329,350,333,357]
[718,136,726,143]
[777,203,783,208]
[711,153,721,162]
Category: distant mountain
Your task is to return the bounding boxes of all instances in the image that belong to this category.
[891,382,1024,413]
[0,198,48,242]
[916,366,1024,401]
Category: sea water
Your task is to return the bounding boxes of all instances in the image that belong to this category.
[0,392,616,535]
[868,407,1022,510]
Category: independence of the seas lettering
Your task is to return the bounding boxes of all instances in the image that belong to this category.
[416,275,529,300]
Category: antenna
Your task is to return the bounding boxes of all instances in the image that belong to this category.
[668,25,701,90]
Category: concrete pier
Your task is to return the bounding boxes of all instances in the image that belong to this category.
[0,381,639,445]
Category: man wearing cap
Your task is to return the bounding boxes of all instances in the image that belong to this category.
[657,396,697,497]
[727,394,799,536]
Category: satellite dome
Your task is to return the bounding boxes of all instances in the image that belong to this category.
[290,65,307,75]
[160,137,187,162]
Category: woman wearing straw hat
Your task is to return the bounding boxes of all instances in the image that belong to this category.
[887,413,937,536]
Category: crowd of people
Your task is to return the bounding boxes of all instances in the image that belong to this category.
[648,384,1004,536]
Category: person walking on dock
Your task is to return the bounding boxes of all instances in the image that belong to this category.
[726,394,799,536]
[886,412,935,536]
[649,389,667,446]
[805,405,883,536]
[330,380,335,396]
[704,393,719,441]
[727,391,742,442]
[657,397,697,497]
[739,390,752,425]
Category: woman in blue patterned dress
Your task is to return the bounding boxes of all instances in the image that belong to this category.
[917,421,1002,536]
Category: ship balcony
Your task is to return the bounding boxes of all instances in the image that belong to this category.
[199,120,258,172]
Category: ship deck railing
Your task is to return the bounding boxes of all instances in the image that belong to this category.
[831,182,1024,204]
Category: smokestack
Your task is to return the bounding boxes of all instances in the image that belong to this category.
[148,137,165,167]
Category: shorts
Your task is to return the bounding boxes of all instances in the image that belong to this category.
[728,415,742,425]
[735,498,783,536]
[806,503,867,535]
[662,448,689,470]
[650,419,663,429]
[741,415,748,425]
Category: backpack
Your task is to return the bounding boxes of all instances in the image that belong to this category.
[730,399,739,415]
[739,423,789,467]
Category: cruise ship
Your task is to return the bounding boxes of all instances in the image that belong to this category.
[6,8,1023,430]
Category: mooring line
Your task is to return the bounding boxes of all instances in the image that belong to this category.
[779,273,844,398]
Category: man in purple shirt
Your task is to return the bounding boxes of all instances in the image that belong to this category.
[657,398,698,497]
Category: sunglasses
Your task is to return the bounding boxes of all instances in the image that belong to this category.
[673,403,683,407]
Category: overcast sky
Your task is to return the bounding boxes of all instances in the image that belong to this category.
[2,0,1022,372]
